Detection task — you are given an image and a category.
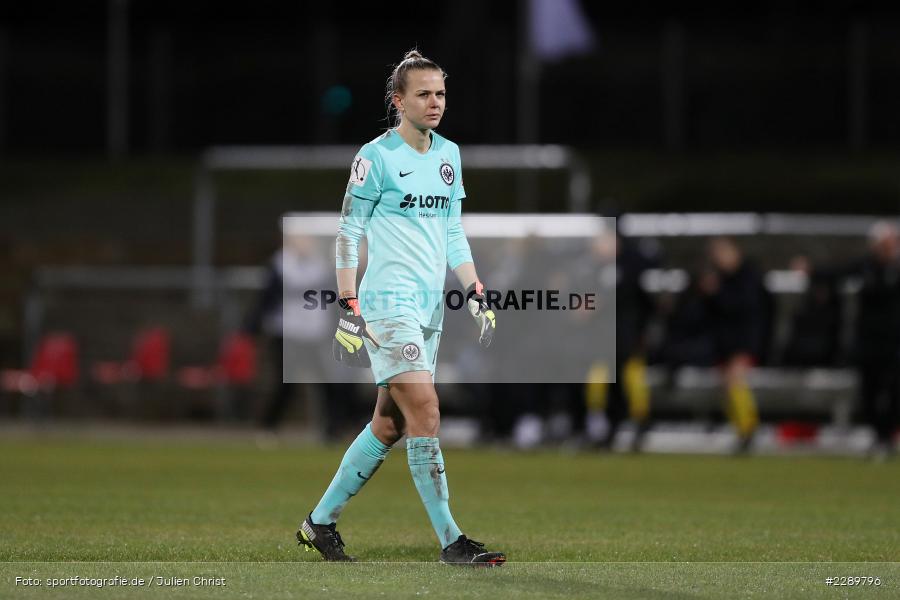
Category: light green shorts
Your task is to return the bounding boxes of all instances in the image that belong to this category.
[364,316,441,388]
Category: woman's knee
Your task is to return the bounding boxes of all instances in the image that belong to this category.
[390,381,440,437]
[372,387,406,445]
[410,404,440,437]
[408,397,440,437]
[371,414,405,445]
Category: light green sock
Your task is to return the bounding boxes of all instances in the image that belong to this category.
[407,437,462,548]
[311,423,391,525]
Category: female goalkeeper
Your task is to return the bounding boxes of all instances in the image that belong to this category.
[297,49,503,566]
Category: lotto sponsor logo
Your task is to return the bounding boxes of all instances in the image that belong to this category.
[400,193,450,210]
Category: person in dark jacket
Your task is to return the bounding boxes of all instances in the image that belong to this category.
[586,231,659,450]
[782,255,842,368]
[854,222,900,459]
[661,265,719,369]
[245,234,348,438]
[706,237,767,451]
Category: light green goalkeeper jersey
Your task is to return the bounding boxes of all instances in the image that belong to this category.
[336,129,472,330]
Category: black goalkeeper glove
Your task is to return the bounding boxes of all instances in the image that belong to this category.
[333,297,380,367]
[466,282,496,348]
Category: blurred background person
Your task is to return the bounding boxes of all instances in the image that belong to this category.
[782,255,842,368]
[581,228,659,451]
[500,237,559,449]
[244,233,351,439]
[706,237,769,452]
[661,265,719,371]
[852,222,900,460]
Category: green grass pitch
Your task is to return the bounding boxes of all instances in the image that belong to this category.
[1,435,898,598]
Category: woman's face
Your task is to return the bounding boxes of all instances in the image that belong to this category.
[394,69,446,130]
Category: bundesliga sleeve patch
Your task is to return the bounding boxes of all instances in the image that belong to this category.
[349,155,373,186]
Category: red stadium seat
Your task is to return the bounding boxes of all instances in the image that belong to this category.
[132,328,171,381]
[1,332,79,394]
[173,332,257,420]
[176,333,257,389]
[91,327,171,385]
[30,332,79,390]
[217,333,257,385]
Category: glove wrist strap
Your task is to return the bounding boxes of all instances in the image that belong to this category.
[339,296,361,316]
[465,281,484,299]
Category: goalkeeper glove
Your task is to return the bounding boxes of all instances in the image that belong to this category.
[333,297,380,367]
[466,282,496,348]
